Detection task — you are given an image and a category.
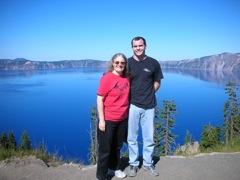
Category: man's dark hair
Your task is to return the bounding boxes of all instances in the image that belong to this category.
[131,36,146,47]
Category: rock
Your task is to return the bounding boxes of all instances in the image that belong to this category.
[175,141,200,155]
[2,156,48,168]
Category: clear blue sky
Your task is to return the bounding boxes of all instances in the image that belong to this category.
[0,0,239,61]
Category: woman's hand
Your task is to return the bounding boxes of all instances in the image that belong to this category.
[99,120,106,132]
[97,95,106,132]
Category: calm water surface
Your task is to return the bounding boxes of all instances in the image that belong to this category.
[0,68,237,164]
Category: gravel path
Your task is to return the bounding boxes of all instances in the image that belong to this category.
[0,152,240,180]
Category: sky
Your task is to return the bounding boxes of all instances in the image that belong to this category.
[0,0,240,61]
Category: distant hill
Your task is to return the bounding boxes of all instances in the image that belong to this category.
[160,52,240,72]
[0,59,109,71]
[0,53,239,71]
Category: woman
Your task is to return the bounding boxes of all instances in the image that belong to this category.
[96,53,130,180]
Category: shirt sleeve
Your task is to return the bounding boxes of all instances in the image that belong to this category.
[154,61,164,82]
[97,74,109,96]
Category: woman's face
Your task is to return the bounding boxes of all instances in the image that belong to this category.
[112,56,126,75]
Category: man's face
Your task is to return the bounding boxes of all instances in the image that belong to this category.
[132,39,146,57]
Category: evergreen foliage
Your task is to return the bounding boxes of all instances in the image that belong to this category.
[0,130,62,165]
[184,130,191,145]
[0,132,8,149]
[154,107,165,156]
[8,131,17,150]
[222,81,240,145]
[88,105,98,164]
[200,124,221,150]
[0,131,17,150]
[20,130,32,151]
[155,100,178,155]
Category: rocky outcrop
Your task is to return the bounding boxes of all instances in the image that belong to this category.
[175,142,200,155]
[1,156,49,168]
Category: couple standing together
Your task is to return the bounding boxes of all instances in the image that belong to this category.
[96,36,164,180]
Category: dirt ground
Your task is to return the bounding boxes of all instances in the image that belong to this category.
[0,152,240,180]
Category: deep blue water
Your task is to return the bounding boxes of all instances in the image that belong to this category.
[0,68,237,164]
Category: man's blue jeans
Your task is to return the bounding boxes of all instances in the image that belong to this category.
[127,104,155,167]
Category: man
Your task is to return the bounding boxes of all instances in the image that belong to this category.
[127,36,163,177]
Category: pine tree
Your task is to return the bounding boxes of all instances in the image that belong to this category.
[20,130,32,151]
[157,100,178,155]
[88,105,98,164]
[200,124,221,150]
[154,107,165,156]
[8,131,17,150]
[0,132,8,149]
[184,130,191,145]
[223,81,240,145]
[223,100,230,145]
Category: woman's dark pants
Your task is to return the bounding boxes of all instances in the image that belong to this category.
[96,119,127,180]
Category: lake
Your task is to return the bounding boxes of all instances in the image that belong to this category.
[0,68,238,164]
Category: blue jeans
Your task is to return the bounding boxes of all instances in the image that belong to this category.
[127,104,155,167]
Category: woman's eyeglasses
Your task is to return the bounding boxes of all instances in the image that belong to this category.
[114,61,125,65]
